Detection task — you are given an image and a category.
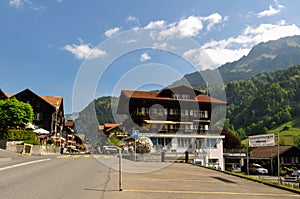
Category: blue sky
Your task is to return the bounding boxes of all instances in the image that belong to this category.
[1,0,300,114]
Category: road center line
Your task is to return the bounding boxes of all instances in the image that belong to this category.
[0,158,51,171]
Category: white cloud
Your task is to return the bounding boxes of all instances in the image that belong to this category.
[176,16,203,37]
[202,13,223,31]
[183,48,214,70]
[145,14,224,39]
[145,20,166,29]
[140,53,151,62]
[9,0,23,8]
[192,22,300,68]
[204,48,250,66]
[63,42,106,60]
[104,27,121,37]
[127,16,139,23]
[257,1,284,18]
[9,0,46,11]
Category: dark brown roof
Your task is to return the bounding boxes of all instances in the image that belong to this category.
[121,89,227,105]
[99,123,118,131]
[40,96,63,108]
[250,146,296,158]
[6,88,63,109]
[99,125,104,131]
[65,120,74,127]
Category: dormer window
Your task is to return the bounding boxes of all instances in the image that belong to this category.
[182,94,190,99]
[172,93,190,99]
[172,93,180,99]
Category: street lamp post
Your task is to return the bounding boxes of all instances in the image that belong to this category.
[54,101,61,151]
[277,132,280,184]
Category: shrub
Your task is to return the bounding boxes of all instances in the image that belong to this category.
[2,130,36,141]
[24,140,40,145]
[46,139,54,145]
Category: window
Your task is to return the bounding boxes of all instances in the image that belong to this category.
[178,138,191,148]
[185,125,189,130]
[173,109,178,115]
[205,125,209,130]
[199,110,209,118]
[35,113,43,121]
[190,110,193,116]
[206,139,217,148]
[158,138,172,147]
[172,93,180,99]
[164,108,168,115]
[157,108,164,115]
[193,110,199,117]
[181,94,190,99]
[145,107,149,114]
[195,138,204,149]
[152,108,157,114]
[204,111,208,118]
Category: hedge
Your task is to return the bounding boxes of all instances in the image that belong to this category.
[0,130,36,141]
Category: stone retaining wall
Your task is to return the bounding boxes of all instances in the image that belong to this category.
[5,142,60,156]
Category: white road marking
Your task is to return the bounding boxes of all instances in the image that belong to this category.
[0,158,51,171]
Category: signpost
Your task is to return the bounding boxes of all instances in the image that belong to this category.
[132,130,139,161]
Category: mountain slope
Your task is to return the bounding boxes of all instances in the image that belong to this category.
[225,65,300,139]
[178,35,300,87]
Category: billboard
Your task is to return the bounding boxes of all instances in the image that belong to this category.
[249,134,275,147]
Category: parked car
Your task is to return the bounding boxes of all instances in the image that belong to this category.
[249,163,268,174]
[284,170,300,182]
[225,163,241,172]
[102,145,119,154]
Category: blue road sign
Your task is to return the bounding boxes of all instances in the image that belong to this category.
[132,130,139,139]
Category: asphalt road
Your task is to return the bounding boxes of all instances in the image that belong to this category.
[0,153,299,199]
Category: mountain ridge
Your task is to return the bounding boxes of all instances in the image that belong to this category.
[176,35,300,88]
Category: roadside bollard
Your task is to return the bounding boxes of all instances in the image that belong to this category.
[161,151,165,162]
[185,151,189,163]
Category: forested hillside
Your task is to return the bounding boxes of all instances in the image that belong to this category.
[74,96,119,142]
[225,65,300,139]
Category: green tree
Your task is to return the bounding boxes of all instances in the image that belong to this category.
[295,136,300,147]
[221,128,242,149]
[0,98,34,131]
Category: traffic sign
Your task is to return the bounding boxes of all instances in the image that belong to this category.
[132,129,139,139]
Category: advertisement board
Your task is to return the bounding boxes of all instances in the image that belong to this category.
[249,134,275,147]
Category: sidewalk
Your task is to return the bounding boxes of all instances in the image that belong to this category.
[92,155,300,199]
[0,148,23,162]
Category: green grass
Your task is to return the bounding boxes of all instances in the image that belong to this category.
[268,118,300,146]
[241,117,300,146]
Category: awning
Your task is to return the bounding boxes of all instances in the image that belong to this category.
[25,123,35,130]
[144,120,193,125]
[34,128,50,134]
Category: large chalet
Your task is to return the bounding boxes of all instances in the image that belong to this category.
[0,88,64,134]
[117,85,227,169]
